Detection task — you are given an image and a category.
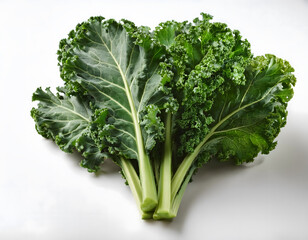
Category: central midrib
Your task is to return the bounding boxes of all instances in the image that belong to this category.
[197,81,278,152]
[98,31,145,159]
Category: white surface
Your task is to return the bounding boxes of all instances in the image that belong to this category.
[1,0,308,239]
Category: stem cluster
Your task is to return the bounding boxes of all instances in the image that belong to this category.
[121,112,202,220]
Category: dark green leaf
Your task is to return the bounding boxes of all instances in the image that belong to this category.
[198,54,296,165]
[31,87,107,172]
[58,17,170,159]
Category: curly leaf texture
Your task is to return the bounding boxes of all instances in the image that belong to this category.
[31,87,107,172]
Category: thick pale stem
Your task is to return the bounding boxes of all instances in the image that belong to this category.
[140,154,158,211]
[153,112,172,219]
[107,42,158,212]
[120,158,153,219]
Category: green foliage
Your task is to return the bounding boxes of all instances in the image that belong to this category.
[31,13,296,220]
[153,13,253,158]
[31,87,108,172]
[194,54,295,166]
[57,17,170,159]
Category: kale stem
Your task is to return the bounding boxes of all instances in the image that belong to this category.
[139,153,158,212]
[120,157,153,219]
[153,112,173,219]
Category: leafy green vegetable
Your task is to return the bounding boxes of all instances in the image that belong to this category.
[31,13,296,220]
[31,87,153,218]
[57,16,177,211]
[31,87,107,171]
[151,15,296,219]
[168,54,295,218]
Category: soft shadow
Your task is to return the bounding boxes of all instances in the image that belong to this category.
[42,112,307,229]
[152,113,308,229]
[44,139,120,175]
[151,157,265,230]
[94,158,121,176]
[67,151,121,177]
[172,161,249,230]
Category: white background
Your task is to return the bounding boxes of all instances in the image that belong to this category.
[1,0,308,239]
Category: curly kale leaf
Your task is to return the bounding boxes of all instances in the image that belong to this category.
[57,17,170,159]
[196,54,296,166]
[31,87,108,172]
[56,16,180,211]
[170,54,296,218]
[154,13,252,157]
